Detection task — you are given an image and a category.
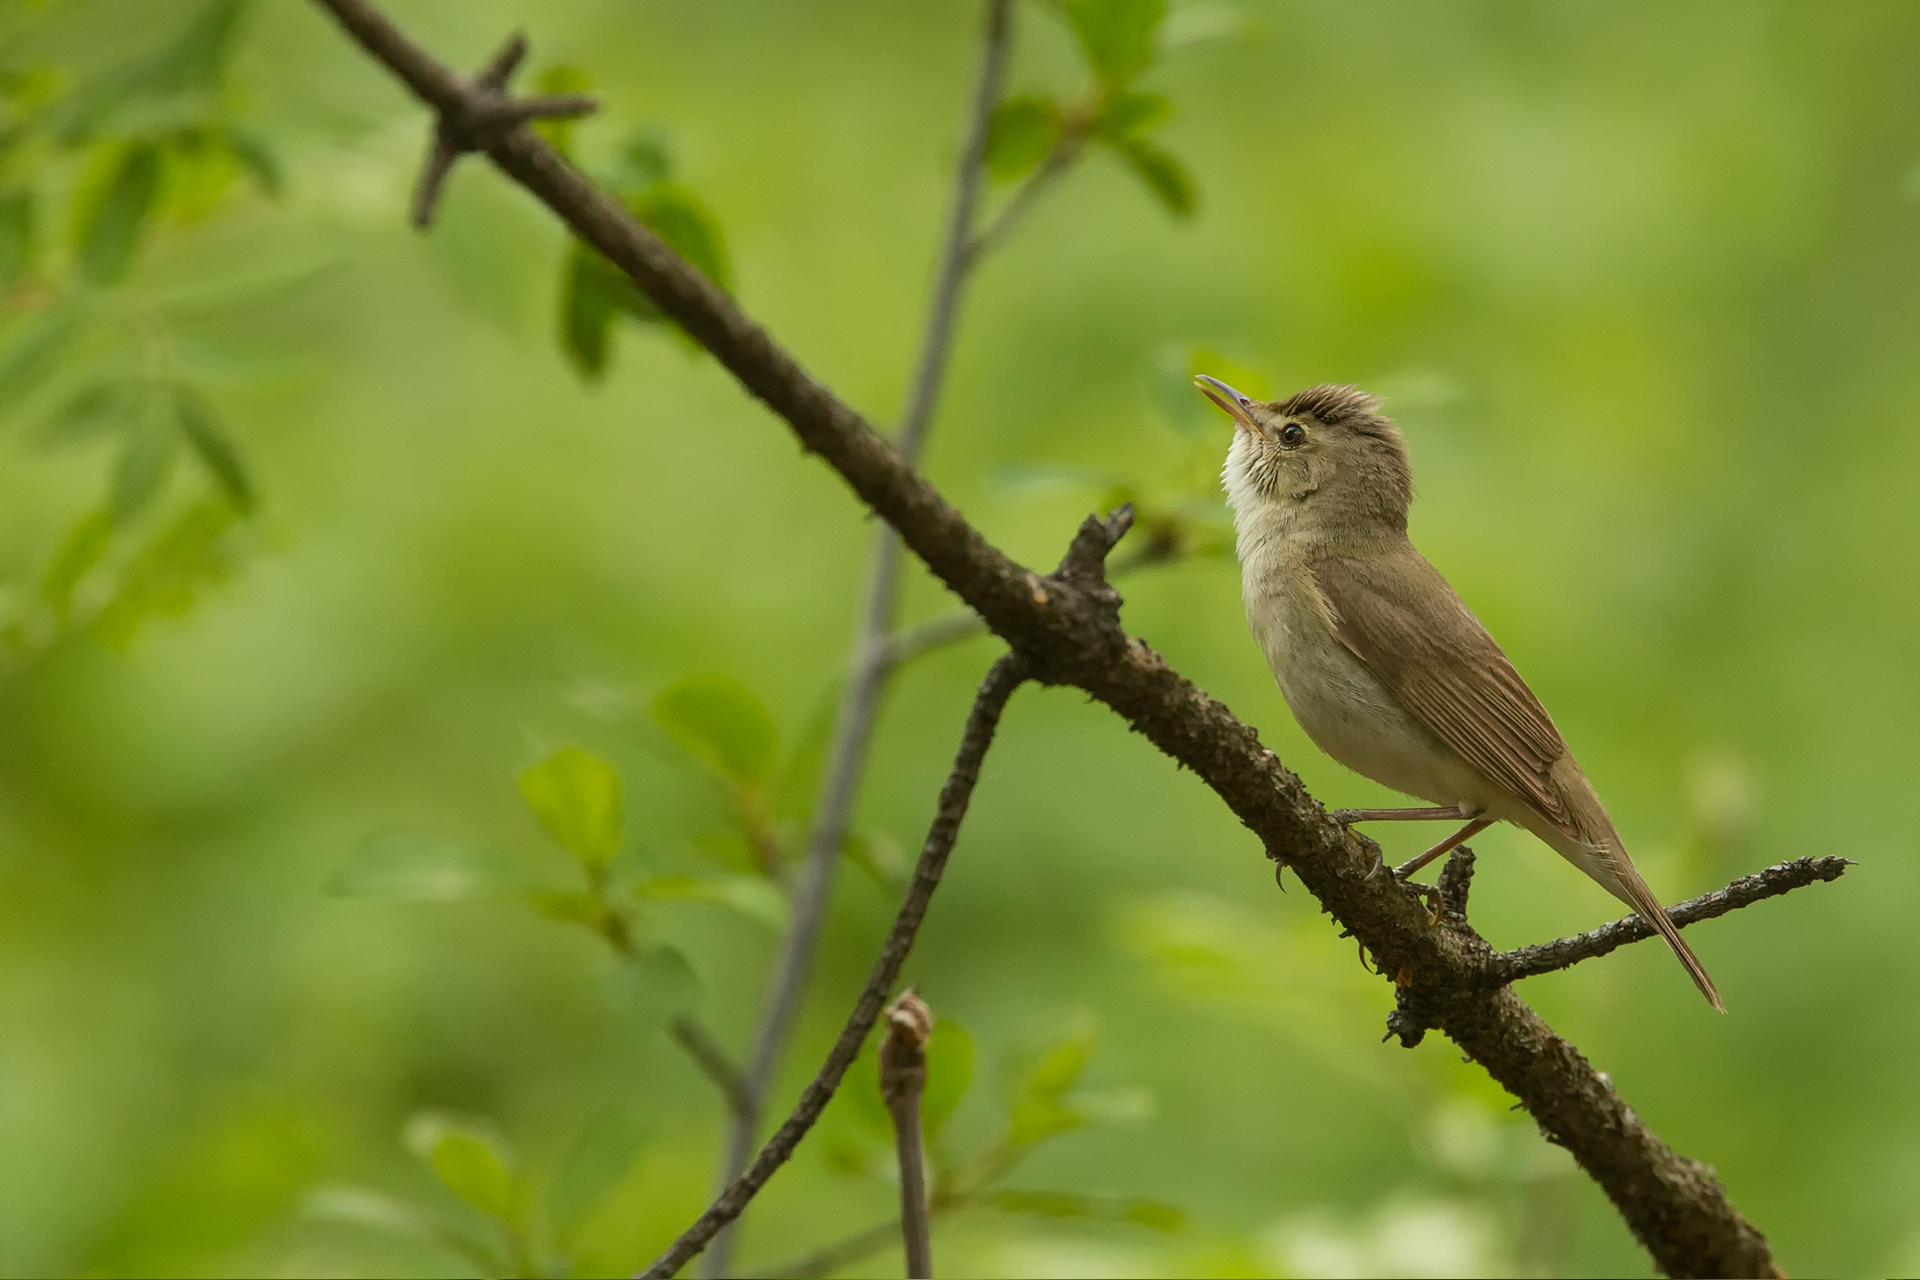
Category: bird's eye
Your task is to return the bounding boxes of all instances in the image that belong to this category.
[1280,422,1306,447]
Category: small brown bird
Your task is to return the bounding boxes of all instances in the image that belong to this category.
[1198,375,1722,1010]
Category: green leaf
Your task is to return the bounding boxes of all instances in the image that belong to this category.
[42,508,116,619]
[89,499,241,646]
[841,829,905,892]
[615,128,675,190]
[560,245,620,379]
[518,747,623,869]
[921,1019,974,1141]
[302,1185,507,1276]
[0,189,33,287]
[111,421,178,522]
[636,874,789,931]
[77,142,162,284]
[173,384,253,512]
[989,1190,1185,1232]
[548,1102,651,1241]
[38,379,146,450]
[1008,1023,1097,1147]
[330,830,530,902]
[985,97,1063,183]
[602,945,700,1025]
[533,65,594,156]
[653,674,778,786]
[1106,134,1196,216]
[1091,90,1170,140]
[631,184,729,291]
[0,306,86,405]
[403,1114,519,1223]
[1057,0,1166,87]
[221,126,281,197]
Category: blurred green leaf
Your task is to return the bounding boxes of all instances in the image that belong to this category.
[548,1101,651,1241]
[1105,134,1195,216]
[403,1114,519,1223]
[653,673,778,786]
[519,747,623,869]
[1092,90,1170,139]
[111,421,177,522]
[90,499,241,646]
[985,97,1063,183]
[922,1019,974,1141]
[1008,1023,1097,1147]
[615,127,675,190]
[302,1185,506,1275]
[602,944,700,1025]
[0,305,85,405]
[631,184,729,291]
[77,142,162,284]
[38,378,145,449]
[220,126,280,197]
[330,831,529,902]
[533,65,593,156]
[0,188,33,287]
[989,1189,1184,1232]
[528,889,600,924]
[560,245,621,379]
[41,507,115,620]
[636,873,789,931]
[841,828,906,892]
[1054,0,1166,87]
[173,384,253,512]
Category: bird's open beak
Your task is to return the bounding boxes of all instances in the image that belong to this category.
[1194,374,1258,432]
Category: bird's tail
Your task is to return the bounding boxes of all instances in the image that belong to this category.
[1606,859,1724,1013]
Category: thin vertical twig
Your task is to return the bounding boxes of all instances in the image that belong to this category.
[641,655,1030,1280]
[705,3,1013,1273]
[879,991,935,1279]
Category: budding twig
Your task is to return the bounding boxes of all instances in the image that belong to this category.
[879,990,936,1279]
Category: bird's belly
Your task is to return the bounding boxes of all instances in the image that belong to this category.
[1251,587,1491,811]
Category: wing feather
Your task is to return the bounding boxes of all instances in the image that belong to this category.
[1313,551,1576,837]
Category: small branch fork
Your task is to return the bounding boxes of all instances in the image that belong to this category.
[406,31,595,229]
[305,4,1850,1277]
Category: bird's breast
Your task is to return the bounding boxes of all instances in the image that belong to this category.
[1242,559,1488,811]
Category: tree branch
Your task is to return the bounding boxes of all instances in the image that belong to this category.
[637,654,1028,1279]
[1488,856,1850,986]
[302,5,1844,1275]
[710,6,1013,1272]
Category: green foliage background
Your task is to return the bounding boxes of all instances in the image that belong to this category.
[3,1,1919,1276]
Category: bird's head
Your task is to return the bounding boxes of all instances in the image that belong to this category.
[1196,376,1413,536]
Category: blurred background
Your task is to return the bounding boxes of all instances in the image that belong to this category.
[2,1,1918,1276]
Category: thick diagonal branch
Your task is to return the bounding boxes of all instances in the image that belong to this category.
[304,6,1833,1275]
[639,654,1029,1279]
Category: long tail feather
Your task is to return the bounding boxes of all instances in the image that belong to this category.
[1612,862,1724,1012]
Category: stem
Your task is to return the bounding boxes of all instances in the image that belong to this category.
[640,655,1030,1280]
[705,3,1012,1272]
[879,991,935,1279]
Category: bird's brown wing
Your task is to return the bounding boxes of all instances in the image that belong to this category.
[1312,549,1578,838]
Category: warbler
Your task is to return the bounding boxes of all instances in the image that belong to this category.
[1198,375,1721,1010]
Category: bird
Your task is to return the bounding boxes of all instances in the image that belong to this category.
[1196,374,1722,1011]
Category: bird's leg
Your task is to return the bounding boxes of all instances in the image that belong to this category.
[1393,818,1493,881]
[1332,805,1479,823]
